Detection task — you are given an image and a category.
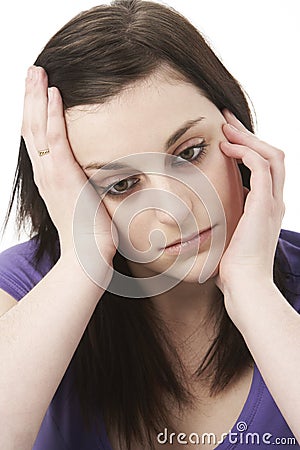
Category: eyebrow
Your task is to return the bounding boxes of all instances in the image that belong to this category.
[82,116,205,171]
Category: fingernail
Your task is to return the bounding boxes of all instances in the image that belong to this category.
[220,140,231,147]
[226,123,250,136]
[33,67,39,83]
[27,66,38,84]
[223,108,234,117]
[27,66,33,80]
[48,87,54,102]
[227,124,239,132]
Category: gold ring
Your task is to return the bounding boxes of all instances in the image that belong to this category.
[38,148,50,157]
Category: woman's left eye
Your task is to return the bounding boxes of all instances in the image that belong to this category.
[174,141,208,165]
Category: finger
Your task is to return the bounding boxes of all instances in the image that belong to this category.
[222,109,253,134]
[220,141,273,204]
[22,67,39,165]
[24,67,49,156]
[222,118,285,200]
[222,108,252,165]
[46,86,75,164]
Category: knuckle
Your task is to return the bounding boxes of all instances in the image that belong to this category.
[46,128,63,146]
[276,149,285,161]
[261,158,270,170]
[24,83,33,97]
[30,122,43,136]
[250,133,259,142]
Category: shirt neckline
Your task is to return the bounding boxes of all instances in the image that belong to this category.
[102,363,264,449]
[216,363,264,449]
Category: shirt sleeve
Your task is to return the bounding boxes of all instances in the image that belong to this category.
[0,238,54,301]
[277,229,300,313]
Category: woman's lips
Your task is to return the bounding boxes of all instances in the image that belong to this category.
[161,227,212,256]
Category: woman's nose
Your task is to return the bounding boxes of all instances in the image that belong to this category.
[148,175,193,226]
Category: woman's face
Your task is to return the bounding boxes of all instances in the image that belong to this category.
[65,72,245,284]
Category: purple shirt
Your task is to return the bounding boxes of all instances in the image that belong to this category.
[0,229,299,449]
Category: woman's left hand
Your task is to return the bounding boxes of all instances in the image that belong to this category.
[216,109,285,300]
[216,112,300,443]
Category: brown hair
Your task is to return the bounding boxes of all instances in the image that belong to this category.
[6,0,263,447]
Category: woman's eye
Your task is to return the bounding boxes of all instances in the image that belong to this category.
[174,141,208,165]
[107,177,139,196]
[179,147,197,160]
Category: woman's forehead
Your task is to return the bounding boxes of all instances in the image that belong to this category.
[65,70,209,122]
[65,77,217,168]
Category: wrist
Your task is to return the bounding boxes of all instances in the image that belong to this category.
[59,249,114,294]
[222,276,277,327]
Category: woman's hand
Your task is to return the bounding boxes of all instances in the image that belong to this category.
[216,110,285,313]
[21,66,118,287]
[216,112,300,441]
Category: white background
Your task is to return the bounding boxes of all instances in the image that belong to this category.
[0,0,299,251]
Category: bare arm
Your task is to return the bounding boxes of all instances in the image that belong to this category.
[218,110,299,442]
[0,290,17,316]
[0,66,117,449]
[0,252,104,449]
[225,281,300,443]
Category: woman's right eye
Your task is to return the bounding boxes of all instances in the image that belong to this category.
[106,177,140,196]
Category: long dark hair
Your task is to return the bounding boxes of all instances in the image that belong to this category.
[4,0,285,447]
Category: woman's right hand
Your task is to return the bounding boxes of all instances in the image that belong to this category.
[21,65,118,288]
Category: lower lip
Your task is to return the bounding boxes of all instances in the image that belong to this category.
[162,227,212,256]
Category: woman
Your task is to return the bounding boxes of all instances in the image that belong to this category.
[0,0,299,448]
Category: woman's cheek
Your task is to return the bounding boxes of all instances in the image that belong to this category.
[128,216,151,252]
[101,199,148,265]
[201,147,244,232]
[102,197,116,219]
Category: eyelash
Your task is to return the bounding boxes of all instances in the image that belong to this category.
[105,140,208,197]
